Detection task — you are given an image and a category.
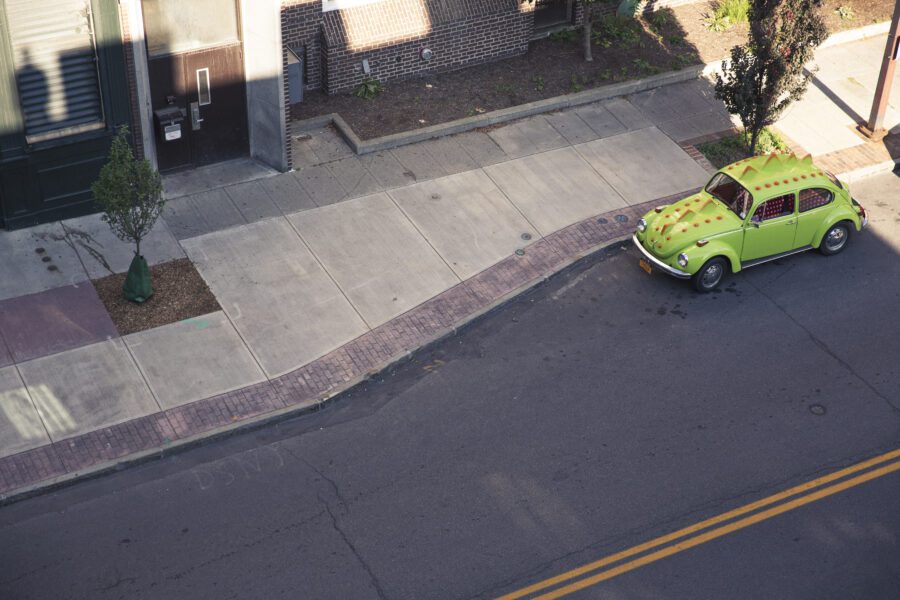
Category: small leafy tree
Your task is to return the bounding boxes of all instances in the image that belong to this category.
[91,126,165,303]
[714,0,827,153]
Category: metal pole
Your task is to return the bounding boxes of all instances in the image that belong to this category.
[861,0,900,138]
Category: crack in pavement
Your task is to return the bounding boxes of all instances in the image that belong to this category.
[297,453,350,514]
[292,449,389,600]
[750,281,900,413]
[160,509,328,583]
[321,498,390,600]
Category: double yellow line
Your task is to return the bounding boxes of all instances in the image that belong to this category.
[499,449,900,600]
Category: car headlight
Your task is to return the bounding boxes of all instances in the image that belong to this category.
[637,218,647,233]
[677,253,689,267]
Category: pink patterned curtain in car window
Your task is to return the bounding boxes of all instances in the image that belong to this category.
[799,188,833,212]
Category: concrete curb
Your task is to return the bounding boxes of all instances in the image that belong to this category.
[819,21,891,49]
[837,159,898,183]
[0,231,633,506]
[292,65,707,156]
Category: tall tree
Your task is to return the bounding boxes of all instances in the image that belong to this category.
[714,0,827,153]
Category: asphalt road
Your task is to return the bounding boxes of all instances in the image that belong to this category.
[1,172,899,600]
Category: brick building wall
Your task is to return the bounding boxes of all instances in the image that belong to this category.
[281,0,326,92]
[280,0,536,96]
[321,0,533,94]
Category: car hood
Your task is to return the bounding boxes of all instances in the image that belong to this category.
[644,192,741,259]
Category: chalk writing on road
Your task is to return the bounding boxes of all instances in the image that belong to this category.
[189,445,285,490]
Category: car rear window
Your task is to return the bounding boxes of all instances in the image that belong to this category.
[799,188,833,212]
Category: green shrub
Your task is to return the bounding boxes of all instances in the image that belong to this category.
[697,128,787,168]
[593,15,641,48]
[569,74,584,93]
[705,0,750,31]
[647,10,670,34]
[353,77,384,100]
[835,5,854,20]
[549,29,577,42]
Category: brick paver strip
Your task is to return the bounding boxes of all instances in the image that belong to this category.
[0,445,67,496]
[53,413,176,472]
[165,381,284,439]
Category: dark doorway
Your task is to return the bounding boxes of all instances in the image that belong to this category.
[142,0,248,172]
[534,0,574,31]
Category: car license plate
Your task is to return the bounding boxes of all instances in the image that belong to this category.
[639,258,652,274]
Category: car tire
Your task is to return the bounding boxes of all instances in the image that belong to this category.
[819,222,851,256]
[692,257,728,293]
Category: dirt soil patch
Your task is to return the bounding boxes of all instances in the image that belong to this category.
[93,258,220,336]
[292,0,892,141]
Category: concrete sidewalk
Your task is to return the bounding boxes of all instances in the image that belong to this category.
[1,31,897,500]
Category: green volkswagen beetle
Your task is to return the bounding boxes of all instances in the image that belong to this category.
[633,153,868,292]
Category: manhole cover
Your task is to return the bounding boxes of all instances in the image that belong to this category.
[615,214,629,223]
[515,249,525,256]
[809,403,827,416]
[521,232,532,241]
[597,217,608,224]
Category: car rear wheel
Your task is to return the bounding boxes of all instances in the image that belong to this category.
[820,222,851,256]
[692,257,728,293]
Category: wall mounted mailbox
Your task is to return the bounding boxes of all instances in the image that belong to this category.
[153,105,186,142]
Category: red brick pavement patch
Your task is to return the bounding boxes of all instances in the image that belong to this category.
[53,413,176,472]
[0,189,726,500]
[0,445,67,496]
[165,381,284,439]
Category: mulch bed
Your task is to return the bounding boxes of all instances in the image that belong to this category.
[292,0,893,141]
[93,258,221,336]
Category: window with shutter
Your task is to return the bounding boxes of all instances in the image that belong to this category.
[5,0,104,139]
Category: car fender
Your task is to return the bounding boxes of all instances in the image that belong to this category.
[812,208,862,248]
[688,240,742,274]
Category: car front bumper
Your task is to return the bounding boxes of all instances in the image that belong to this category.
[632,235,691,279]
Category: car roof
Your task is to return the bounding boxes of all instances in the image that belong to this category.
[721,153,831,196]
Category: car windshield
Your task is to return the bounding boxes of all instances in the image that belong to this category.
[705,173,752,218]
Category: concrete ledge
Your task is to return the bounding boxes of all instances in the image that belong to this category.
[820,21,891,49]
[837,159,898,183]
[292,64,707,158]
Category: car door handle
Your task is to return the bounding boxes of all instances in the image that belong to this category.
[786,220,796,225]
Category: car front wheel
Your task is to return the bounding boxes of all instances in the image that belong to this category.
[820,222,851,255]
[692,257,728,293]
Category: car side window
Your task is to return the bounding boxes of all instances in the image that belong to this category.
[799,188,833,213]
[752,194,795,222]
